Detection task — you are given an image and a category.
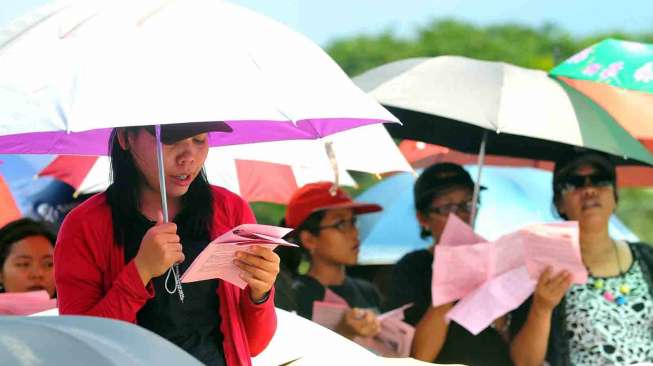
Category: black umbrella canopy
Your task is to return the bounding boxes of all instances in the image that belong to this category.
[354,56,653,166]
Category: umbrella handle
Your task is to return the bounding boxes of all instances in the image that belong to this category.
[470,131,488,226]
[155,125,185,303]
[325,141,340,195]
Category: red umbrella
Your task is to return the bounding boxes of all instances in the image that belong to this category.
[399,140,653,187]
[0,174,21,227]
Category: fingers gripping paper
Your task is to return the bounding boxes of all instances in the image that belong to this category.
[181,224,297,288]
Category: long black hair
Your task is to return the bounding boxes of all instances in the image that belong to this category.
[105,127,214,246]
[278,211,325,276]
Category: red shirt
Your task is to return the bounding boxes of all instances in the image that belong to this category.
[55,186,276,366]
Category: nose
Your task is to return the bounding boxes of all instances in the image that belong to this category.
[348,223,360,242]
[28,264,45,280]
[456,211,472,224]
[579,184,598,198]
[175,140,196,167]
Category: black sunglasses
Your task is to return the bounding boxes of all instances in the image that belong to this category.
[318,217,358,232]
[559,173,613,193]
[427,200,475,216]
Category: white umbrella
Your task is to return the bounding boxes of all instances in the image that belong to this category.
[354,55,653,221]
[0,0,397,144]
[0,0,398,301]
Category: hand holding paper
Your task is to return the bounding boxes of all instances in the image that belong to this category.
[312,297,415,357]
[181,224,297,288]
[432,216,587,334]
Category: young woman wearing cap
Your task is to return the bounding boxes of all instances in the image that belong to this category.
[54,124,279,366]
[510,151,653,366]
[386,163,513,365]
[284,182,383,340]
[0,218,56,298]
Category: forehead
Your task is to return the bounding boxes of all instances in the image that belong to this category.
[322,208,355,221]
[431,186,473,204]
[7,236,54,258]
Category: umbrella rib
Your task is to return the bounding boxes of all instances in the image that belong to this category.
[0,3,71,48]
[245,54,296,124]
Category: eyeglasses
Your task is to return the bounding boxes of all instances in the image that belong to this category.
[559,173,613,194]
[318,217,358,232]
[427,200,475,216]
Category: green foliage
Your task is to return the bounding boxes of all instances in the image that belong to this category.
[327,18,653,76]
[617,188,653,243]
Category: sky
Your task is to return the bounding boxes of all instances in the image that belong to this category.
[2,0,652,46]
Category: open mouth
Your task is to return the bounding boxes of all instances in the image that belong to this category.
[171,173,193,186]
[581,200,601,210]
[27,285,45,291]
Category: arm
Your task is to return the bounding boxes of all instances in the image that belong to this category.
[411,302,453,361]
[387,254,448,361]
[54,216,153,322]
[232,198,278,356]
[510,268,571,366]
[240,286,277,356]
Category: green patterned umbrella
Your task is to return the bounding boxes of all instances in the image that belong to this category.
[550,39,653,155]
[551,39,653,93]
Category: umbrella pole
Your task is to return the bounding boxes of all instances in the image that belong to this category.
[470,131,488,226]
[155,125,185,303]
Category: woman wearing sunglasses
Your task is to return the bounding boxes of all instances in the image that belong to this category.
[386,162,514,365]
[510,151,653,365]
[284,182,384,340]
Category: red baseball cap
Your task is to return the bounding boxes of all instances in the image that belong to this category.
[285,182,382,229]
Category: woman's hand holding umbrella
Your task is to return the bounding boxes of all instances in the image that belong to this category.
[234,246,280,303]
[134,212,185,286]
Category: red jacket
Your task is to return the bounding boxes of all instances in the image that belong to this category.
[55,186,276,366]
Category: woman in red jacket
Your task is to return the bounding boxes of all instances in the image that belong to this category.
[55,123,279,366]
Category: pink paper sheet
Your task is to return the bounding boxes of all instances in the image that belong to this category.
[439,214,487,246]
[520,222,587,283]
[446,266,536,335]
[0,290,57,316]
[323,288,348,306]
[432,220,587,307]
[431,219,587,333]
[432,243,492,306]
[312,301,349,331]
[311,299,415,357]
[181,224,297,288]
[356,316,415,357]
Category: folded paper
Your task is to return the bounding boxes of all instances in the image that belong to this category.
[432,215,587,334]
[181,224,297,288]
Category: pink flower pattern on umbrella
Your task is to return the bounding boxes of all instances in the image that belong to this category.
[567,47,593,64]
[634,62,653,83]
[599,61,624,79]
[582,63,602,76]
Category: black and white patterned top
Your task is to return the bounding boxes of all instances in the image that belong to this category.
[565,258,653,366]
